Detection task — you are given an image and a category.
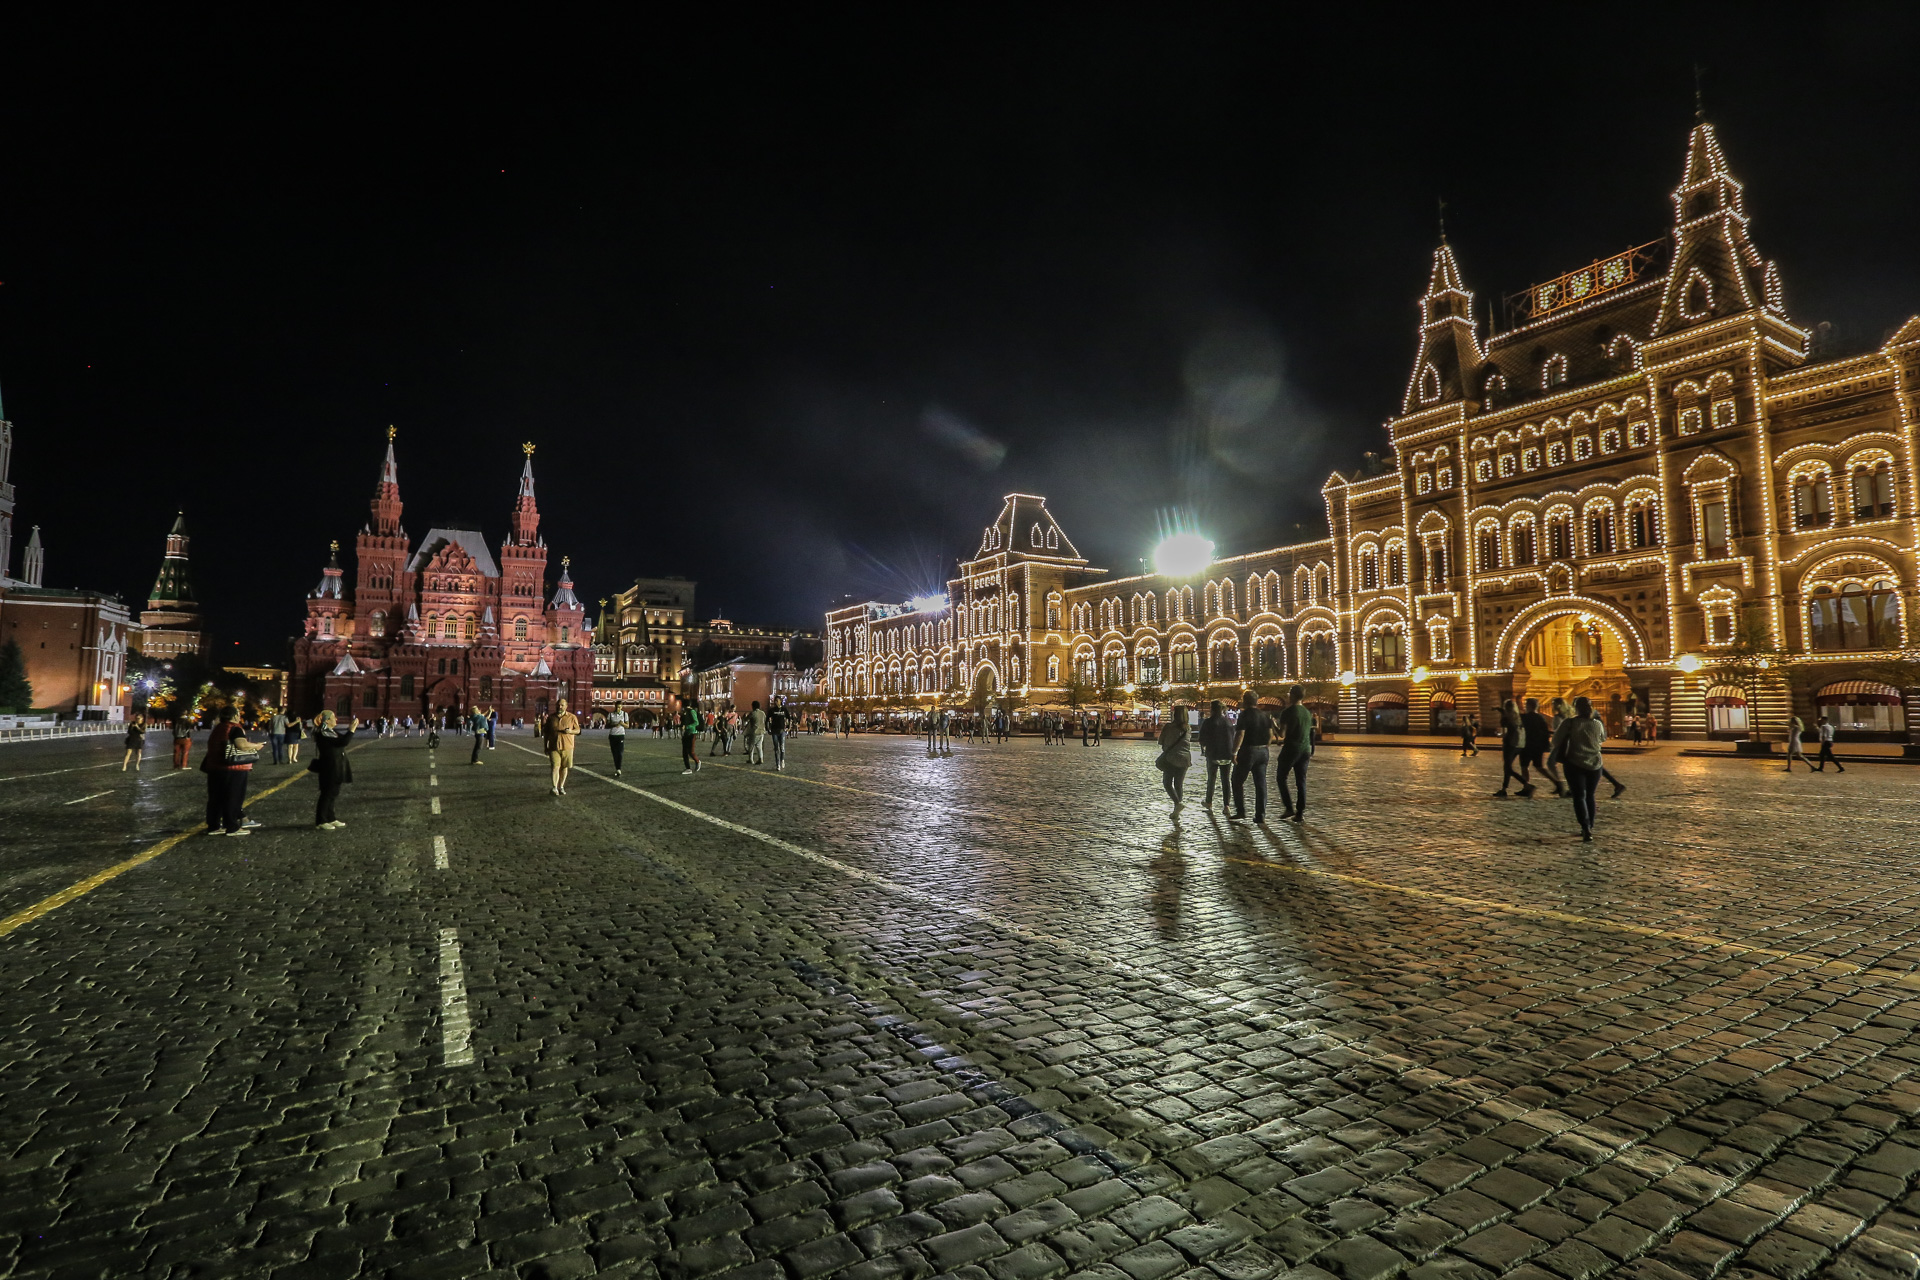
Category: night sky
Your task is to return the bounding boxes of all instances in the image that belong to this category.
[2,10,1917,665]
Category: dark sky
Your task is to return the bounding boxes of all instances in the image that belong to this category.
[3,8,1918,664]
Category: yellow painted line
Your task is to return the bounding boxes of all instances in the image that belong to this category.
[684,748,1920,989]
[0,767,312,941]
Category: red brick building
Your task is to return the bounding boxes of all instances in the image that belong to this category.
[290,438,592,721]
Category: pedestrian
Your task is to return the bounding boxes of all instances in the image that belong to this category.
[1275,685,1315,821]
[543,697,582,795]
[468,704,489,764]
[171,713,195,769]
[680,700,703,774]
[1549,695,1607,841]
[747,700,768,764]
[1784,713,1812,771]
[311,710,358,829]
[768,702,789,770]
[487,706,497,749]
[608,705,629,777]
[1459,711,1478,756]
[1644,712,1659,743]
[286,715,304,765]
[1629,713,1644,745]
[1494,697,1528,797]
[1814,714,1845,771]
[1229,690,1273,823]
[268,708,288,765]
[1198,699,1233,815]
[925,709,939,753]
[202,706,262,837]
[121,716,146,771]
[1518,698,1554,798]
[1080,713,1090,747]
[1156,702,1192,815]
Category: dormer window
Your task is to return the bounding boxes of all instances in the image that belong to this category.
[1418,363,1441,404]
[1541,355,1569,390]
[1031,523,1044,547]
[1484,373,1508,402]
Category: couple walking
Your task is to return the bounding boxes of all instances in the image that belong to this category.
[1157,687,1313,823]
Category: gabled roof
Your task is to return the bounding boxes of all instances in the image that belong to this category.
[406,528,501,579]
[972,493,1086,564]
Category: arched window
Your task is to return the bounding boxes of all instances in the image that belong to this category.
[1791,468,1833,529]
[1221,581,1235,615]
[1360,549,1379,590]
[1626,497,1657,549]
[1586,506,1616,556]
[1852,462,1895,521]
[1542,354,1568,389]
[1031,523,1044,547]
[1438,466,1454,489]
[1416,471,1434,495]
[1418,363,1441,404]
[1424,539,1449,587]
[1476,526,1501,573]
[1807,577,1901,651]
[514,616,528,640]
[1510,520,1536,567]
[1546,441,1567,466]
[1386,545,1405,587]
[1368,629,1405,674]
[1547,513,1573,561]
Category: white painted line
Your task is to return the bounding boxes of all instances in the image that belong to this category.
[433,835,449,870]
[429,774,438,787]
[430,796,441,815]
[437,927,474,1067]
[2,761,122,784]
[62,791,113,805]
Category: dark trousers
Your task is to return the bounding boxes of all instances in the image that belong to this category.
[1501,743,1528,790]
[471,733,484,764]
[1565,765,1600,833]
[682,734,698,768]
[610,736,625,770]
[1817,741,1843,770]
[1232,747,1269,820]
[1161,767,1185,802]
[205,770,227,830]
[1522,750,1548,788]
[1276,754,1308,815]
[316,778,342,825]
[1202,758,1231,808]
[269,733,285,764]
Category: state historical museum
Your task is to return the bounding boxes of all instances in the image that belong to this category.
[291,437,592,720]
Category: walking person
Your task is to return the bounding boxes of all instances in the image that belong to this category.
[1229,691,1273,824]
[1275,685,1315,821]
[1156,703,1192,816]
[311,711,358,829]
[1198,700,1233,815]
[469,704,489,764]
[1785,713,1813,771]
[1814,714,1845,771]
[747,700,768,765]
[1550,695,1607,841]
[202,706,262,837]
[769,703,789,770]
[1518,698,1555,798]
[121,717,146,771]
[171,713,195,769]
[681,701,704,774]
[285,715,304,765]
[543,697,581,795]
[1458,711,1479,756]
[926,709,939,753]
[607,705,629,777]
[1494,698,1528,796]
[267,708,288,765]
[486,706,497,750]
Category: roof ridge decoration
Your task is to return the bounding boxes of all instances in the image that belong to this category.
[1400,240,1485,415]
[1652,121,1780,338]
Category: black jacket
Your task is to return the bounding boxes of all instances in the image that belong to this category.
[310,726,357,782]
[1198,713,1233,760]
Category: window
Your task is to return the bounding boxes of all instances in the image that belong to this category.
[1522,447,1541,472]
[1386,545,1405,586]
[1138,652,1161,682]
[437,658,447,675]
[1511,522,1536,566]
[1700,498,1729,554]
[1587,509,1615,555]
[463,617,474,641]
[1542,355,1568,389]
[1425,540,1449,587]
[1629,421,1650,447]
[1303,634,1337,679]
[1476,528,1500,573]
[1047,598,1061,628]
[363,686,378,708]
[1416,472,1433,495]
[369,611,386,637]
[514,617,527,640]
[1210,647,1235,679]
[1495,454,1514,478]
[1807,581,1900,651]
[1360,550,1379,590]
[560,627,570,643]
[1251,640,1281,678]
[1475,459,1493,482]
[1171,650,1199,683]
[1369,630,1404,674]
[1627,500,1656,549]
[1547,516,1572,561]
[480,676,493,698]
[1600,429,1620,454]
[1679,407,1703,435]
[1419,363,1441,403]
[401,675,415,698]
[1853,464,1896,520]
[1573,436,1593,461]
[1547,441,1566,466]
[1427,619,1451,661]
[1792,472,1832,529]
[1710,398,1737,430]
[1572,620,1605,666]
[1438,467,1454,489]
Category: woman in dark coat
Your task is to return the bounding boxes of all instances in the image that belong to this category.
[311,710,359,829]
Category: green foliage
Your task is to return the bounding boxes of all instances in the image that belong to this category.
[0,638,32,713]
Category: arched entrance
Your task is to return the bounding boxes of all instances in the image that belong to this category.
[1428,690,1456,732]
[1367,692,1407,733]
[1508,609,1637,736]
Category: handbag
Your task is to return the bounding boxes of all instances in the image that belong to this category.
[225,733,262,766]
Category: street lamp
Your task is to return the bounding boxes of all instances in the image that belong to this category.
[1675,653,1703,673]
[1152,532,1213,578]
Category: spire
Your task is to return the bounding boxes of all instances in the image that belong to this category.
[21,526,42,587]
[510,442,541,546]
[148,512,195,606]
[1399,240,1484,415]
[311,540,345,599]
[371,427,404,537]
[550,555,581,609]
[1654,121,1774,335]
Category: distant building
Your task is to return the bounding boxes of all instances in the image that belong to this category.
[590,575,817,718]
[0,401,131,719]
[132,512,203,658]
[224,665,289,709]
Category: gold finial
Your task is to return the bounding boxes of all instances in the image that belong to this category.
[329,539,339,555]
[599,597,608,608]
[387,424,397,441]
[522,441,536,457]
[562,555,571,568]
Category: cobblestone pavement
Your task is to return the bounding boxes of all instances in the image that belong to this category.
[4,730,1920,1280]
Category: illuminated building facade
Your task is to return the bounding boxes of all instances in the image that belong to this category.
[825,124,1920,741]
[290,437,593,719]
[131,512,203,659]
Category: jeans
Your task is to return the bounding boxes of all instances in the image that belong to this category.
[1161,766,1186,803]
[609,736,625,771]
[1501,743,1528,790]
[1276,754,1308,815]
[771,731,786,768]
[1202,758,1231,808]
[1565,765,1600,833]
[317,778,342,825]
[1232,747,1269,820]
[682,734,699,769]
[471,733,485,764]
[269,733,285,764]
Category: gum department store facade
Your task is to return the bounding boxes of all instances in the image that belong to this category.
[824,124,1920,742]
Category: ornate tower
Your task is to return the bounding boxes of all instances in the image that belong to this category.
[1400,239,1486,415]
[354,428,411,644]
[132,512,203,657]
[306,541,349,641]
[500,443,549,666]
[547,556,585,646]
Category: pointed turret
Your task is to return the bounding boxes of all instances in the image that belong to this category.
[21,525,43,587]
[546,555,585,646]
[1399,240,1485,415]
[551,557,581,610]
[1653,122,1775,334]
[510,443,540,546]
[311,541,345,599]
[148,513,195,606]
[371,427,404,537]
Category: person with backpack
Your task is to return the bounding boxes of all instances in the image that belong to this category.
[1275,685,1315,822]
[1550,695,1608,841]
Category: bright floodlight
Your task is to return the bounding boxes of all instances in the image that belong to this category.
[909,593,949,613]
[1152,532,1214,578]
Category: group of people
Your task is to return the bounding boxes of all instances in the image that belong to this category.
[674,699,792,774]
[190,705,357,835]
[1155,687,1317,824]
[1495,696,1621,840]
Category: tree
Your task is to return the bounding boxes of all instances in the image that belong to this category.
[1700,610,1786,743]
[0,639,32,713]
[1062,668,1092,710]
[1136,675,1167,720]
